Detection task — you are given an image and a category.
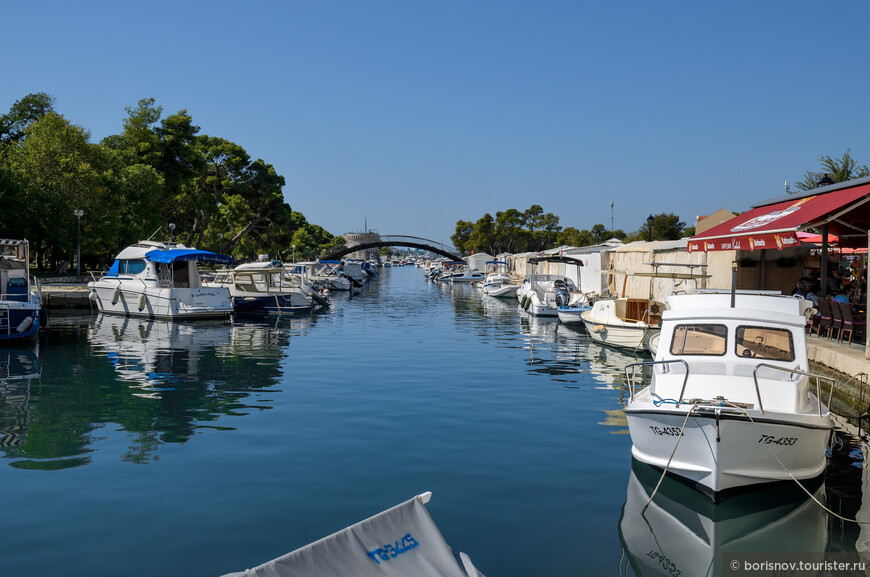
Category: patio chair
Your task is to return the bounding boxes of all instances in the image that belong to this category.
[221,492,484,577]
[829,299,844,340]
[814,299,833,338]
[838,301,866,345]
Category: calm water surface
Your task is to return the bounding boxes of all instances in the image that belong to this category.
[0,267,865,576]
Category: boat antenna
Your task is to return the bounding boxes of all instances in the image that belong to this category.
[730,260,737,308]
[146,226,162,241]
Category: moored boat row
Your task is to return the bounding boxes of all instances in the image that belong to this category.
[84,239,377,321]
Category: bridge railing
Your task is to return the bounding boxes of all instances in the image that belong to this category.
[376,235,458,253]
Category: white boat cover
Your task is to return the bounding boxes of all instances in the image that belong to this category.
[222,493,484,577]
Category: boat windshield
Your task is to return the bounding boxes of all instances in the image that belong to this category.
[736,326,795,362]
[668,323,795,362]
[670,324,728,356]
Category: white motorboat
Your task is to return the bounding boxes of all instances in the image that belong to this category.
[622,290,833,502]
[450,268,485,283]
[581,297,661,351]
[479,261,520,298]
[583,263,710,351]
[518,255,587,317]
[88,240,233,319]
[556,304,591,325]
[308,261,353,291]
[0,239,41,343]
[205,259,327,314]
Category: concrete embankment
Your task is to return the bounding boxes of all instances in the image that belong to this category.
[808,336,870,423]
[40,281,92,309]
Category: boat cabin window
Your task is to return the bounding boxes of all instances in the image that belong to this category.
[118,259,147,275]
[670,324,728,356]
[735,326,794,362]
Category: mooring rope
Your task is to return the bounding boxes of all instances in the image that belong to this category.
[641,404,698,515]
[735,404,867,525]
[640,400,869,524]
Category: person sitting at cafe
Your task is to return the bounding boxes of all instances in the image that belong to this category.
[793,280,809,298]
[833,290,850,303]
[804,283,820,306]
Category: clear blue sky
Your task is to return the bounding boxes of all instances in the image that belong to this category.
[4,1,869,245]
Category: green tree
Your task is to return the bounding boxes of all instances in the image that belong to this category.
[0,92,55,144]
[451,220,474,254]
[634,213,685,242]
[495,209,526,254]
[6,113,114,268]
[538,212,562,250]
[467,213,496,255]
[795,149,869,191]
[524,204,543,249]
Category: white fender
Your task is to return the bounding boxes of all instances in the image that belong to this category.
[16,316,33,333]
[112,288,121,304]
[137,293,147,311]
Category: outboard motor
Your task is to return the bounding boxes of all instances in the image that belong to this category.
[554,280,570,308]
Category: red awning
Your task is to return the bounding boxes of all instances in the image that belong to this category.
[688,183,870,252]
[796,231,839,244]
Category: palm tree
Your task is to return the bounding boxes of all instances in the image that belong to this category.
[794,149,869,191]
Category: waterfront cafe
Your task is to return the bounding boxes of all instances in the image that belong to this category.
[687,175,870,357]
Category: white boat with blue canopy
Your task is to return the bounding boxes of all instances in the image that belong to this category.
[88,240,233,319]
[0,239,41,343]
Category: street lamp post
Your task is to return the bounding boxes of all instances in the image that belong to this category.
[647,215,654,243]
[292,244,296,263]
[610,200,614,236]
[169,223,176,243]
[218,233,223,255]
[74,209,84,276]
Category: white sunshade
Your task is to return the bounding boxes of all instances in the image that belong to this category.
[223,492,484,577]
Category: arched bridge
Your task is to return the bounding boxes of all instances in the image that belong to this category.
[322,235,463,262]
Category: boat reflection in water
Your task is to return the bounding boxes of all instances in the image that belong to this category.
[0,315,296,469]
[618,459,828,577]
[88,314,236,398]
[0,348,39,449]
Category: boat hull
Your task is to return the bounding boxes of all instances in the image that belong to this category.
[232,294,313,314]
[582,315,655,351]
[89,284,232,319]
[624,405,831,502]
[556,305,589,324]
[0,303,40,343]
[483,284,519,298]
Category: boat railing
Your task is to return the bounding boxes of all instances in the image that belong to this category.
[30,275,42,302]
[752,363,835,416]
[624,359,690,405]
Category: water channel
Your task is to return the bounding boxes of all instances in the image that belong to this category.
[0,266,866,576]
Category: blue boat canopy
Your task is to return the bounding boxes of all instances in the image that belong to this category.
[145,249,234,265]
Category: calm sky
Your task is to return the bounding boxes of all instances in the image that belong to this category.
[4,1,869,245]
